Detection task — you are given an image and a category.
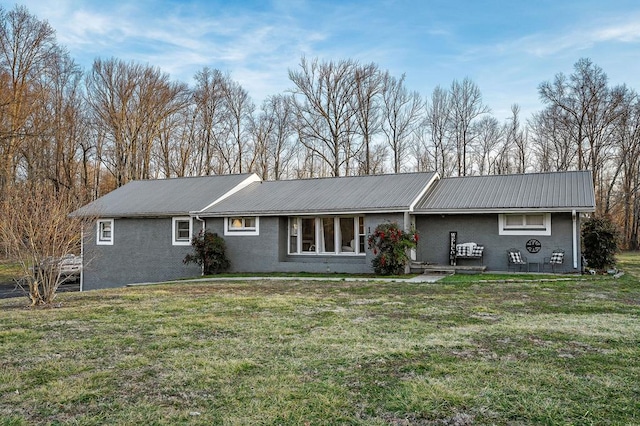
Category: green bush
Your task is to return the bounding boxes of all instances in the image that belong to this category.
[183,230,230,274]
[367,222,418,275]
[582,216,619,271]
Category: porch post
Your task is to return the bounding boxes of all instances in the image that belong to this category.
[404,211,412,273]
[572,210,578,270]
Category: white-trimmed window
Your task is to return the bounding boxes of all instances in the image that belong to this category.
[499,213,551,236]
[97,219,114,245]
[172,217,192,245]
[224,216,259,236]
[288,216,365,255]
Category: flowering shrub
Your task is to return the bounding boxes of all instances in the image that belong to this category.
[367,222,418,275]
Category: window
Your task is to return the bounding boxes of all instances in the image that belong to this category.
[224,216,259,236]
[499,213,551,236]
[97,219,114,245]
[288,216,365,255]
[172,217,192,246]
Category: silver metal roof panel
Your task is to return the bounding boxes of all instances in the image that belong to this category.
[414,170,595,212]
[72,174,257,217]
[201,172,437,216]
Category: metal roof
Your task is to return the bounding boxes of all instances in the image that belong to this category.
[200,172,437,216]
[414,170,595,213]
[72,174,258,217]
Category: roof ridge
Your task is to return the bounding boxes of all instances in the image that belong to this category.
[263,171,435,183]
[128,173,255,183]
[439,170,591,181]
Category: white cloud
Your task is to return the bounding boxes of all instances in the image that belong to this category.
[594,21,640,43]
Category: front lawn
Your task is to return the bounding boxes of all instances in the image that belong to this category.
[0,263,639,424]
[0,260,21,285]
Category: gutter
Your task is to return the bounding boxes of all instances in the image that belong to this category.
[414,207,596,215]
[194,214,205,232]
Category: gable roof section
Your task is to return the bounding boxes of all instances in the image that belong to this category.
[414,170,595,213]
[72,174,259,217]
[200,172,438,216]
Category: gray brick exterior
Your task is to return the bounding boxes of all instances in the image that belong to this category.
[81,211,584,290]
[82,217,201,290]
[414,212,583,272]
[206,213,405,274]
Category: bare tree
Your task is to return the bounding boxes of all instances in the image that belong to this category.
[539,58,626,206]
[154,104,196,178]
[504,104,528,173]
[609,88,640,247]
[473,115,502,175]
[0,5,58,190]
[352,63,383,174]
[223,78,255,174]
[0,185,92,305]
[289,57,360,177]
[191,67,228,175]
[27,48,89,199]
[252,95,297,180]
[381,72,423,173]
[411,116,433,173]
[449,78,490,176]
[85,58,190,187]
[529,106,577,172]
[425,85,454,177]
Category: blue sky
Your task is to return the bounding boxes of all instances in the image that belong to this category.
[9,0,640,119]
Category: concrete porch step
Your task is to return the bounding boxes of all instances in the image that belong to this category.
[410,261,487,274]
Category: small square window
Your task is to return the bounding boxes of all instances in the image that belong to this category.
[97,219,114,245]
[172,217,192,245]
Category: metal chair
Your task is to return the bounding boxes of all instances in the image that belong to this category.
[544,249,565,273]
[507,248,527,272]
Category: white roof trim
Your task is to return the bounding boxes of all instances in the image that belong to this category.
[192,173,261,215]
[409,172,440,212]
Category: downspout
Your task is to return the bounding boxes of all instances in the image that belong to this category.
[194,214,206,276]
[80,228,84,292]
[572,210,578,270]
[194,214,206,232]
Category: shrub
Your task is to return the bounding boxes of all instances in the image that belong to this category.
[0,184,90,306]
[183,230,230,274]
[367,222,418,275]
[582,216,619,271]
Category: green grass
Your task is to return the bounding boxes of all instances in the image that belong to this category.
[617,251,640,277]
[192,271,417,280]
[0,260,21,285]
[1,259,639,424]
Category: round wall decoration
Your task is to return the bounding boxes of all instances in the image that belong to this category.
[525,239,541,253]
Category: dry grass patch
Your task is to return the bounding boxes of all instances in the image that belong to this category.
[1,275,639,425]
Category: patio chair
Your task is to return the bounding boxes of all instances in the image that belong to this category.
[544,249,565,273]
[507,248,527,272]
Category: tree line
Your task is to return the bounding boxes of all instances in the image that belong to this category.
[2,5,640,248]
